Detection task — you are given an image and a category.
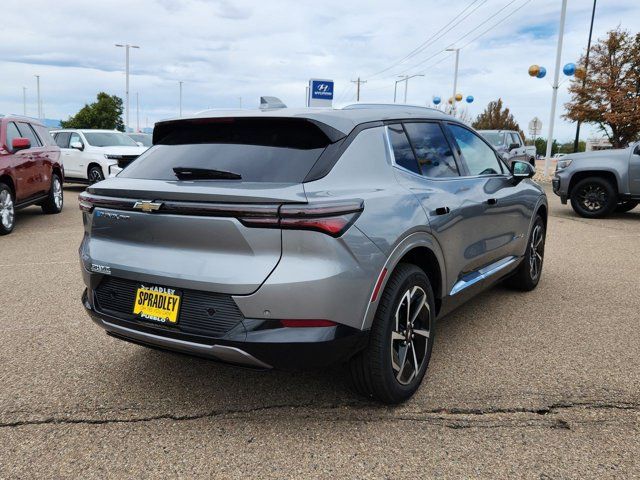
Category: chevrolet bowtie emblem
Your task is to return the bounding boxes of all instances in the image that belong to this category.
[133,200,163,212]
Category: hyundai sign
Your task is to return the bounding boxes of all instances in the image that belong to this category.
[308,79,334,107]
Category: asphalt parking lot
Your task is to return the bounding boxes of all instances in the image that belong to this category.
[1,183,639,479]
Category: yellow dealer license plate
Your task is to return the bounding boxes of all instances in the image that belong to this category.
[133,285,181,324]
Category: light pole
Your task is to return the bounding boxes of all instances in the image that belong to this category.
[573,0,597,153]
[22,87,27,116]
[446,48,460,112]
[136,92,140,132]
[395,74,424,103]
[543,0,568,177]
[115,44,140,131]
[179,81,183,117]
[35,75,41,119]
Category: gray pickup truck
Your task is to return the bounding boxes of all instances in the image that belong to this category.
[478,130,537,166]
[552,142,640,217]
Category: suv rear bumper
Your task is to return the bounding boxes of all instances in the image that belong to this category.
[82,289,367,370]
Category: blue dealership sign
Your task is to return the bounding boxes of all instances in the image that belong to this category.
[308,79,334,107]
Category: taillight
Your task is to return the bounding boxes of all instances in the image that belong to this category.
[240,200,364,237]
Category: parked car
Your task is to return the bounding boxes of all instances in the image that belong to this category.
[0,115,64,235]
[553,142,640,217]
[51,129,147,183]
[552,153,566,159]
[78,105,547,404]
[127,133,152,147]
[478,130,536,166]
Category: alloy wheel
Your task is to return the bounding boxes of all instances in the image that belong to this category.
[529,224,544,280]
[89,168,104,184]
[390,286,431,386]
[0,189,15,230]
[577,184,607,212]
[53,177,63,210]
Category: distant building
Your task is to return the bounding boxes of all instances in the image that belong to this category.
[585,137,612,151]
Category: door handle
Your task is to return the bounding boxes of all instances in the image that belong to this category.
[435,206,451,215]
[486,198,498,205]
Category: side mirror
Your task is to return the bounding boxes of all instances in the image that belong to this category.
[70,141,84,151]
[634,144,640,156]
[12,137,31,151]
[509,143,520,151]
[511,160,535,181]
[136,141,144,147]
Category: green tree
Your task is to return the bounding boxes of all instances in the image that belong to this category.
[533,138,559,156]
[564,28,640,147]
[61,92,125,131]
[471,98,525,140]
[558,140,586,153]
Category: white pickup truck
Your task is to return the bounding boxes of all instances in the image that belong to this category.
[478,130,537,167]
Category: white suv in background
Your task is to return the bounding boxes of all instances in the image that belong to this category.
[51,129,148,183]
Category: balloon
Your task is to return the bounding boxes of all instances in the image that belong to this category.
[455,93,463,102]
[574,66,586,80]
[536,66,547,79]
[563,63,576,76]
[433,96,441,105]
[448,97,454,105]
[528,64,540,77]
[466,95,474,103]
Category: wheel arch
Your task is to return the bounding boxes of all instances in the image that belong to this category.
[0,174,16,198]
[568,170,619,197]
[361,232,447,329]
[87,162,104,178]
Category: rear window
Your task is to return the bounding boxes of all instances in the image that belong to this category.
[120,118,332,183]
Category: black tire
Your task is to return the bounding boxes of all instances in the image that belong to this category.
[615,200,638,213]
[508,215,545,291]
[349,263,435,404]
[570,176,617,218]
[88,165,105,184]
[0,182,15,235]
[529,157,536,167]
[41,173,64,214]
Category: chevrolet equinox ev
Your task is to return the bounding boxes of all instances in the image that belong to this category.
[79,104,547,403]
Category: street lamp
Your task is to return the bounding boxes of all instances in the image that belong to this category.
[394,74,424,103]
[445,48,460,111]
[35,75,41,119]
[115,44,140,131]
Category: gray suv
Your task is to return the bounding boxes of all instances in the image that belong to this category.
[79,105,547,403]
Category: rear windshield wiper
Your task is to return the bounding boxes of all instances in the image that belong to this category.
[172,167,242,180]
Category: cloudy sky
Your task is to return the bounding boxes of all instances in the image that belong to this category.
[1,0,638,140]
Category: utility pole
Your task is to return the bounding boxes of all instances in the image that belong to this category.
[395,74,424,103]
[446,48,460,112]
[179,81,183,117]
[35,75,41,119]
[238,96,242,108]
[573,0,597,153]
[22,87,27,116]
[136,92,140,132]
[115,44,140,131]
[351,77,367,102]
[544,0,568,177]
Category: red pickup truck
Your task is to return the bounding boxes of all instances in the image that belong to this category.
[0,115,64,235]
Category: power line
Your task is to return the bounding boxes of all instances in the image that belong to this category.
[395,0,521,76]
[459,0,532,49]
[368,0,488,80]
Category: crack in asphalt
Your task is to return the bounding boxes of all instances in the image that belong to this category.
[1,400,638,430]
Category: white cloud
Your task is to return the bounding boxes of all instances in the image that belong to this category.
[0,0,636,140]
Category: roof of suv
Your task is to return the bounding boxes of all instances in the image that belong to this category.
[51,129,124,133]
[1,114,46,127]
[162,104,453,137]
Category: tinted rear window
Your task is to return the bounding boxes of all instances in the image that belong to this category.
[120,118,332,183]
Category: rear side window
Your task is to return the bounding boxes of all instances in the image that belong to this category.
[34,125,55,146]
[120,118,333,183]
[387,124,419,174]
[17,123,42,147]
[404,122,459,178]
[54,132,71,148]
[6,122,21,151]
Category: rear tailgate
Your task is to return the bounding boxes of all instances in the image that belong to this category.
[82,180,307,295]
